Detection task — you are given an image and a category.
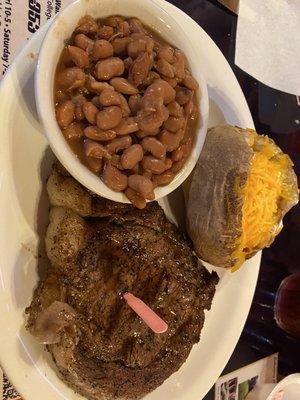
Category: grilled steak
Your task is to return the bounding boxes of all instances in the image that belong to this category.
[26,166,218,400]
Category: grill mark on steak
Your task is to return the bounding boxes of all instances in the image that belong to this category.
[26,167,219,400]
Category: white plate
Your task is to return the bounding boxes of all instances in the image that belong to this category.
[0,2,260,400]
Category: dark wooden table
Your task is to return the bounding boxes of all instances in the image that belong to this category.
[166,0,300,398]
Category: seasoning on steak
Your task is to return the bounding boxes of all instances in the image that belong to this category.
[26,166,218,400]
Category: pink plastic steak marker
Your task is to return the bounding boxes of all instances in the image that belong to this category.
[123,292,168,334]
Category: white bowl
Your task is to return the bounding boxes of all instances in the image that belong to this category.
[35,0,209,202]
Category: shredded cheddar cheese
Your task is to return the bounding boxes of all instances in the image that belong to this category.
[232,134,294,271]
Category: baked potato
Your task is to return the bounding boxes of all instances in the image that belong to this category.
[186,125,299,270]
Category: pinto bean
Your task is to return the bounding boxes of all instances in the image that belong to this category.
[85,156,103,173]
[128,174,154,200]
[127,39,146,59]
[142,156,166,174]
[110,154,124,170]
[73,95,87,121]
[163,116,185,132]
[86,76,111,93]
[128,18,145,34]
[164,157,173,170]
[56,100,74,128]
[142,170,152,180]
[121,144,143,169]
[173,139,192,162]
[112,37,132,56]
[141,92,164,110]
[145,79,176,104]
[184,99,194,116]
[62,50,73,66]
[130,163,140,174]
[106,135,132,154]
[124,57,133,70]
[104,16,124,28]
[127,35,153,60]
[92,39,114,60]
[99,88,121,106]
[72,93,87,106]
[142,71,160,87]
[98,25,114,40]
[110,77,139,95]
[172,49,186,79]
[125,188,146,209]
[175,138,190,158]
[135,128,160,139]
[167,101,183,117]
[162,77,178,88]
[91,96,101,108]
[157,45,174,63]
[56,67,85,90]
[76,15,98,34]
[96,106,122,130]
[75,105,85,121]
[68,45,89,68]
[82,102,98,124]
[175,86,192,105]
[170,157,187,173]
[158,129,185,152]
[95,57,125,80]
[141,137,166,159]
[181,136,193,155]
[128,94,142,115]
[152,171,175,186]
[137,106,169,133]
[62,122,83,140]
[182,74,198,90]
[117,20,130,37]
[155,59,174,78]
[129,52,151,87]
[102,163,128,192]
[74,34,94,53]
[84,139,111,159]
[171,146,184,162]
[130,33,154,53]
[115,117,139,135]
[118,94,131,117]
[55,90,68,103]
[84,126,116,141]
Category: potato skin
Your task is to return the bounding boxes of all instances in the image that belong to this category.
[186,125,253,268]
[186,125,299,269]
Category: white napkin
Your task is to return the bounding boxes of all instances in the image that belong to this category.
[235,0,300,95]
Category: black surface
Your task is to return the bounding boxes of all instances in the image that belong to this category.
[166,1,300,398]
